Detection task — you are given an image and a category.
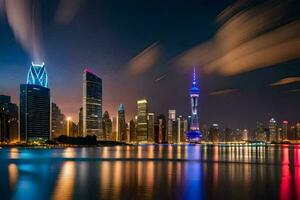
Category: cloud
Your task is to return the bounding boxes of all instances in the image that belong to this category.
[54,0,84,24]
[177,0,300,76]
[128,42,162,75]
[286,89,300,93]
[271,77,300,86]
[209,89,238,96]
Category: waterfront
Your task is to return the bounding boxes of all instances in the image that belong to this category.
[0,145,299,200]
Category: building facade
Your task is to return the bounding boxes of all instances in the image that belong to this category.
[147,113,155,143]
[136,99,148,143]
[118,104,126,142]
[20,84,50,141]
[83,69,103,139]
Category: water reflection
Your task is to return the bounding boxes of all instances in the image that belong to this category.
[0,145,300,200]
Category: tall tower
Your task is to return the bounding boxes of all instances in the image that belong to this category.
[187,68,201,142]
[118,104,126,141]
[83,68,103,139]
[136,99,148,143]
[20,62,50,142]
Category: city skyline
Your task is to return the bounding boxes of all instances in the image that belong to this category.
[0,0,300,130]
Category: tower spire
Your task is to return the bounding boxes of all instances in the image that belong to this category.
[193,67,196,86]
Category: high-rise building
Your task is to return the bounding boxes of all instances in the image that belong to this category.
[156,114,166,143]
[224,128,233,142]
[167,110,176,143]
[147,113,155,143]
[187,68,201,142]
[19,63,50,142]
[282,121,288,141]
[51,102,66,139]
[177,116,186,143]
[0,95,18,142]
[256,122,265,141]
[129,119,136,143]
[209,124,219,143]
[102,111,112,140]
[118,104,126,142]
[78,107,83,137]
[136,99,148,143]
[20,82,50,141]
[269,118,277,142]
[112,117,117,141]
[297,123,300,140]
[83,68,103,139]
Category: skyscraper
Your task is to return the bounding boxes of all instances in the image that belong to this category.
[269,118,277,142]
[136,99,148,143]
[83,68,103,139]
[187,68,201,142]
[282,121,288,141]
[209,124,219,143]
[20,64,51,142]
[51,102,66,139]
[20,84,50,142]
[112,117,117,141]
[0,95,18,142]
[118,104,126,141]
[157,114,166,143]
[167,110,176,143]
[78,107,83,137]
[129,119,136,143]
[102,111,112,140]
[147,113,155,143]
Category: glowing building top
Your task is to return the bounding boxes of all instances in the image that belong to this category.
[189,67,199,96]
[27,62,48,88]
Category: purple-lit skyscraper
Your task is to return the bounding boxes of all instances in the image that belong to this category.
[187,68,201,142]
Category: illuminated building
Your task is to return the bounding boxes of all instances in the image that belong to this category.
[147,113,155,143]
[156,114,166,143]
[224,128,233,142]
[51,102,66,139]
[297,123,300,140]
[118,104,126,141]
[0,95,18,142]
[78,107,83,137]
[177,115,187,143]
[209,124,219,143]
[186,68,201,142]
[269,118,277,142]
[282,121,288,141]
[136,99,148,143]
[200,125,208,142]
[167,110,176,143]
[243,129,249,141]
[112,117,117,141]
[83,68,103,139]
[256,122,265,141]
[102,111,112,140]
[27,62,48,88]
[129,119,136,143]
[20,84,50,141]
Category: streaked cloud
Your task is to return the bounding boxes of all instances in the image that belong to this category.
[271,77,300,86]
[154,74,167,82]
[286,89,300,93]
[128,42,162,75]
[209,89,238,96]
[177,0,300,76]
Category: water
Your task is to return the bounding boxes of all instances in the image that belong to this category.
[0,145,299,200]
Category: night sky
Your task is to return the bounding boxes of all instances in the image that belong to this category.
[0,0,299,130]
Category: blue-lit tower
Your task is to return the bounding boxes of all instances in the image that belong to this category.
[20,62,51,141]
[187,68,201,142]
[27,62,48,88]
